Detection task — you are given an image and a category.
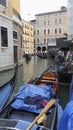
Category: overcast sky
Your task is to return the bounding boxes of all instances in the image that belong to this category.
[20,0,67,21]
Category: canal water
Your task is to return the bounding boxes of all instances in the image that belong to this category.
[0,56,70,110]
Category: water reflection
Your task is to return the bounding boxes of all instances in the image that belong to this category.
[0,56,54,87]
[23,56,53,83]
[58,85,69,109]
[0,69,15,86]
[14,64,24,92]
[8,56,54,99]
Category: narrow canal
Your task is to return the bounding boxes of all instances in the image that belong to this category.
[0,55,70,110]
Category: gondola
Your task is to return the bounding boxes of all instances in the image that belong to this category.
[23,53,31,61]
[0,63,18,112]
[0,66,58,130]
[57,60,73,85]
[58,75,73,130]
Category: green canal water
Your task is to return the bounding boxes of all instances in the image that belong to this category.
[0,56,70,110]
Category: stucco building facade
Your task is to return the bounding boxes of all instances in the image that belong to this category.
[22,20,34,55]
[67,0,73,41]
[31,7,67,54]
[0,13,13,69]
[0,0,23,71]
[66,0,73,51]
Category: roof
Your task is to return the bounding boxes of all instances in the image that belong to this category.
[35,7,67,16]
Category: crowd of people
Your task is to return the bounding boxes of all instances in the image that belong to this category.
[55,49,73,64]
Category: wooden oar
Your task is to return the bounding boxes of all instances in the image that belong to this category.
[26,98,56,130]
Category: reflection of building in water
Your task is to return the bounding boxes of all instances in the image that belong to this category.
[23,59,34,83]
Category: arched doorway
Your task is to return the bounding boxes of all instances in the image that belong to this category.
[37,46,41,54]
[42,46,46,52]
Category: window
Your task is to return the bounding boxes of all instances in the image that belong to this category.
[44,29,46,35]
[55,19,57,24]
[47,38,48,43]
[44,21,46,25]
[34,30,35,35]
[0,0,6,7]
[37,30,39,35]
[48,29,50,34]
[48,20,50,25]
[34,39,35,44]
[21,35,23,48]
[59,28,62,33]
[1,27,8,47]
[44,38,46,43]
[55,28,57,34]
[37,39,39,44]
[59,19,62,24]
[36,21,39,27]
[13,31,18,39]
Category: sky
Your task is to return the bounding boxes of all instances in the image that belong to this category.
[20,0,67,21]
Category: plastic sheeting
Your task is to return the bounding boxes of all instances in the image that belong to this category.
[11,84,53,113]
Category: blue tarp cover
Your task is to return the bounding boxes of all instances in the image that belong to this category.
[58,100,73,130]
[58,75,73,130]
[11,84,53,113]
